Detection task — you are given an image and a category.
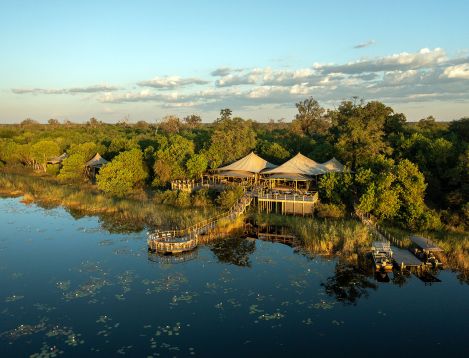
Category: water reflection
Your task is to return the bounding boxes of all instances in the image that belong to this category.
[209,237,256,267]
[321,261,378,305]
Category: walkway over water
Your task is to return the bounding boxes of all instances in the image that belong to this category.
[148,196,252,254]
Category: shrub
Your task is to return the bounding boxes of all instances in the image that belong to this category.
[315,203,346,219]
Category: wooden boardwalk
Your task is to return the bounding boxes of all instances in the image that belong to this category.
[148,196,252,254]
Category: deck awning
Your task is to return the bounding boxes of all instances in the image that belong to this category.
[264,173,312,181]
[214,170,254,179]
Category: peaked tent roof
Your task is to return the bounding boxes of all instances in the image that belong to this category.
[262,153,326,176]
[47,152,68,164]
[85,153,108,168]
[321,158,345,173]
[216,152,276,174]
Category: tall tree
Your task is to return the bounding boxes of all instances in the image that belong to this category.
[292,97,329,137]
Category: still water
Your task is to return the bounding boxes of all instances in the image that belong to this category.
[0,197,468,357]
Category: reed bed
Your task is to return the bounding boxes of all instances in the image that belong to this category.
[253,213,372,260]
[0,173,216,233]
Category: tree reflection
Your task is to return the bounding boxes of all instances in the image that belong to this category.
[209,237,256,267]
[321,261,377,305]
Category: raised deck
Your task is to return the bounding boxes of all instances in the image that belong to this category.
[410,236,443,252]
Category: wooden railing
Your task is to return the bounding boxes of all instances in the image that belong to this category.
[148,195,253,252]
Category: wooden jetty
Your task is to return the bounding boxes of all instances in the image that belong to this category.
[148,196,252,254]
[392,246,424,269]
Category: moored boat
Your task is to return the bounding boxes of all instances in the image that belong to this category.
[371,241,393,272]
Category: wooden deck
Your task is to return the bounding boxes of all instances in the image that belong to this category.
[256,192,319,216]
[392,246,424,268]
[147,196,252,254]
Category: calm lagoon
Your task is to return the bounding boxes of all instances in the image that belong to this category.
[0,197,468,357]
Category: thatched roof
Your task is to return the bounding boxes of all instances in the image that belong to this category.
[262,153,326,177]
[321,158,345,173]
[47,152,68,164]
[85,153,108,168]
[216,152,276,174]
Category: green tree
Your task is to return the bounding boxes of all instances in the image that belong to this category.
[31,140,60,172]
[186,153,208,179]
[96,148,148,197]
[153,134,195,186]
[183,114,202,129]
[329,100,393,170]
[291,97,329,137]
[207,117,256,168]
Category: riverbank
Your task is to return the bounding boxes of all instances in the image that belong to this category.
[0,171,217,232]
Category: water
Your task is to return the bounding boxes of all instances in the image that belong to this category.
[0,197,468,357]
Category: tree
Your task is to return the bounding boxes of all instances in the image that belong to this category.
[48,118,60,126]
[292,97,329,136]
[216,108,232,123]
[58,142,104,182]
[31,140,60,171]
[97,148,148,197]
[186,153,208,179]
[159,115,182,133]
[207,117,256,168]
[329,100,393,170]
[183,114,202,129]
[256,140,290,164]
[153,134,195,186]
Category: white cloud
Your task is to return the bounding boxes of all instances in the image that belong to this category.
[317,48,447,74]
[138,76,208,89]
[443,63,469,79]
[12,84,119,95]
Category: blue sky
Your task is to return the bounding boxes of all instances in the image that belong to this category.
[1,0,468,123]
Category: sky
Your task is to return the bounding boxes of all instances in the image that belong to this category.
[1,0,469,123]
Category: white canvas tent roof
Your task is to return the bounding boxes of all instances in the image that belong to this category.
[85,153,108,168]
[215,170,254,179]
[321,158,345,173]
[216,152,276,174]
[262,153,326,177]
[47,152,68,164]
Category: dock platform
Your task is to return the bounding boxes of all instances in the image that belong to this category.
[392,246,423,268]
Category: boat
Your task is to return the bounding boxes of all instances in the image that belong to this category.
[410,236,444,268]
[371,241,393,272]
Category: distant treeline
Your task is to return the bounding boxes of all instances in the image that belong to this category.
[0,98,467,232]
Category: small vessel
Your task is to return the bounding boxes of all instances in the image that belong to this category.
[410,236,444,267]
[371,241,393,272]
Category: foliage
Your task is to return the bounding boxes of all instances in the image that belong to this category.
[216,186,244,210]
[96,148,148,197]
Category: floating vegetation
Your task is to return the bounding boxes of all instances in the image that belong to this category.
[302,318,313,325]
[33,303,56,312]
[55,281,70,291]
[5,294,24,302]
[64,278,111,301]
[116,345,133,355]
[249,304,264,315]
[46,326,84,346]
[29,342,64,358]
[170,291,198,306]
[155,322,182,337]
[331,320,345,326]
[311,300,335,310]
[142,273,188,294]
[258,312,285,321]
[0,321,47,340]
[10,272,24,279]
